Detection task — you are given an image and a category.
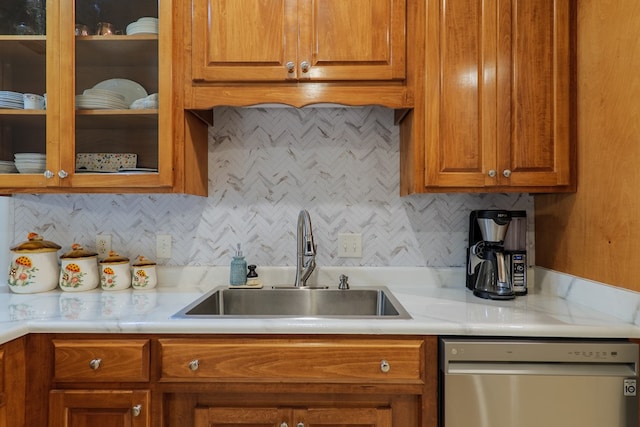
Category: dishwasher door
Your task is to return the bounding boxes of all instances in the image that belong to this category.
[440,339,639,427]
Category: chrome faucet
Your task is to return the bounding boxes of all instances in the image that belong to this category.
[294,209,316,287]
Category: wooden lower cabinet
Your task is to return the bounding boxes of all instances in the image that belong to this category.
[21,334,437,427]
[48,390,150,427]
[0,337,26,427]
[195,406,392,427]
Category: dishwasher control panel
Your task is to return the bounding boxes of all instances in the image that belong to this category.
[441,338,639,365]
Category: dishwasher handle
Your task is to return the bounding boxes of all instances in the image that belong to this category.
[446,361,638,377]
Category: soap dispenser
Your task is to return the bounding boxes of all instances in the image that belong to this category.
[229,243,247,286]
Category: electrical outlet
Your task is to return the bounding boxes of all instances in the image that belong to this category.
[156,234,172,259]
[96,234,111,259]
[338,233,362,258]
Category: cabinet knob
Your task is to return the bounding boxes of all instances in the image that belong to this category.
[43,170,54,179]
[189,359,200,371]
[286,61,295,73]
[503,169,512,178]
[300,61,310,73]
[279,423,288,427]
[297,423,304,427]
[58,169,68,179]
[380,359,390,373]
[488,169,497,178]
[89,358,102,370]
[131,404,142,417]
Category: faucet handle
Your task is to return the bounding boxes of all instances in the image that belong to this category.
[338,274,349,290]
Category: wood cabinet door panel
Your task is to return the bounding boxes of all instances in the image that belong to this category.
[295,407,392,426]
[192,0,299,81]
[49,390,150,427]
[502,0,572,187]
[300,0,406,80]
[425,0,496,187]
[195,407,290,427]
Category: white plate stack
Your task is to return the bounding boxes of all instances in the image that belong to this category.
[0,91,24,109]
[14,153,46,174]
[0,160,17,173]
[76,88,129,110]
[126,17,159,35]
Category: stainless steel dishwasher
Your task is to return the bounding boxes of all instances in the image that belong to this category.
[440,338,639,427]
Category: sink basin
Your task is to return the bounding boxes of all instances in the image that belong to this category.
[172,286,411,319]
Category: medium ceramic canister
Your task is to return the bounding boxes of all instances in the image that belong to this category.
[131,255,157,289]
[8,232,61,293]
[59,243,99,292]
[99,250,131,291]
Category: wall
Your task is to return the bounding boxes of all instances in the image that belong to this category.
[535,1,640,291]
[12,107,533,268]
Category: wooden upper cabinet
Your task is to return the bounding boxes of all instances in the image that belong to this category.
[192,0,406,82]
[401,0,574,193]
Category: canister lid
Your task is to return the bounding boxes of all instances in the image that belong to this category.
[132,255,156,267]
[100,250,129,264]
[11,232,61,252]
[61,243,98,259]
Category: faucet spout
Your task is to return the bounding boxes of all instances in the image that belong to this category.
[294,209,316,287]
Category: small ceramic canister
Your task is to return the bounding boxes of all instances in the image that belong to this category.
[59,243,99,292]
[131,255,157,290]
[8,232,61,293]
[100,250,131,291]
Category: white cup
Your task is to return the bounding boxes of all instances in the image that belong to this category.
[23,93,45,110]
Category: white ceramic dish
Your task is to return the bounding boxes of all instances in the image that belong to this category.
[92,78,148,105]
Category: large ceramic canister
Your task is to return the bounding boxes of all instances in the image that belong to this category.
[8,232,61,293]
[131,255,157,290]
[99,250,131,291]
[59,243,99,292]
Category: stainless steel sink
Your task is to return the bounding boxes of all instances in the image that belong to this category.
[172,286,411,319]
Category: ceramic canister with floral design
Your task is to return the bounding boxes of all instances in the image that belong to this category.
[131,255,157,290]
[99,250,131,291]
[59,243,99,292]
[8,232,61,293]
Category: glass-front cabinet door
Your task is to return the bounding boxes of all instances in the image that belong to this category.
[0,0,176,192]
[0,0,49,188]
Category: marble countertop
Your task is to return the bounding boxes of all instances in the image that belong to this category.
[0,266,639,344]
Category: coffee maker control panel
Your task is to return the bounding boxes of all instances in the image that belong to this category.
[511,253,527,295]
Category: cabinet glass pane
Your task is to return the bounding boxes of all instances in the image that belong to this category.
[0,0,47,175]
[74,0,159,174]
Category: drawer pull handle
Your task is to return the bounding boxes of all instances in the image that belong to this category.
[189,359,200,371]
[89,358,102,370]
[132,404,142,417]
[380,359,390,373]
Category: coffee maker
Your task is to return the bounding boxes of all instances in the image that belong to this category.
[466,210,515,300]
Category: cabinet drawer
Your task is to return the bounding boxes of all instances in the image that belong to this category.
[53,339,150,382]
[159,338,424,383]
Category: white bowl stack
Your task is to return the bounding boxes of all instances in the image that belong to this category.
[14,153,46,174]
[126,17,159,35]
[0,160,17,173]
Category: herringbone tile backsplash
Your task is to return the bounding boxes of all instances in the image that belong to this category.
[11,107,533,267]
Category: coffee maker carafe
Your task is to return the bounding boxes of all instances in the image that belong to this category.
[466,210,515,300]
